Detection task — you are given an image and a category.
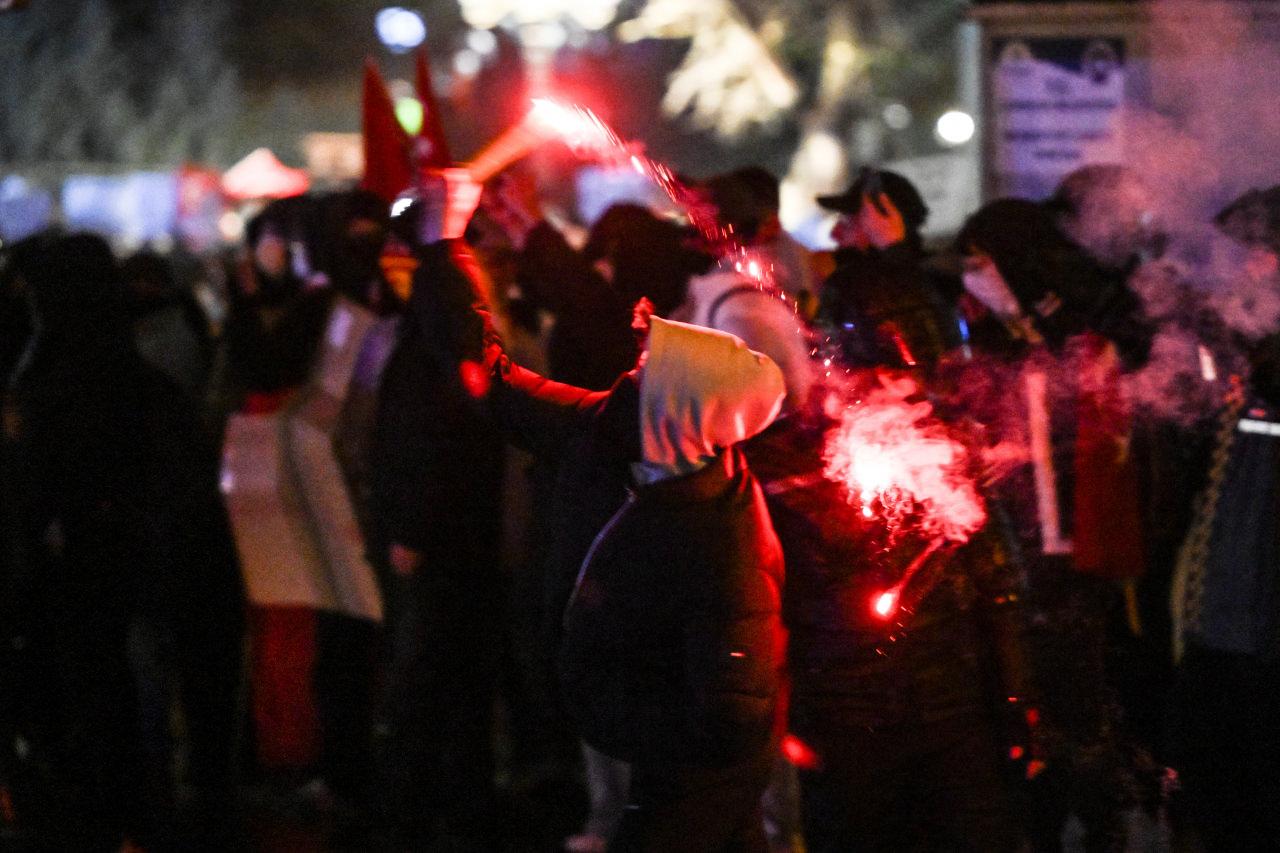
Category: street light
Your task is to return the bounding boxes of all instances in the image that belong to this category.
[935,109,975,146]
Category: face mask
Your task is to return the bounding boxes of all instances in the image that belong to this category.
[962,260,1022,320]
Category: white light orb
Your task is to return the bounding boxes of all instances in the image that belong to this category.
[460,0,621,38]
[453,49,482,77]
[459,0,505,30]
[799,131,845,185]
[522,21,567,51]
[883,102,911,130]
[935,110,975,146]
[567,3,620,31]
[218,211,245,243]
[466,28,498,55]
[376,7,427,53]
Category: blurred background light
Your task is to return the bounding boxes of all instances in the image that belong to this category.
[935,109,975,146]
[452,49,482,77]
[466,28,498,55]
[883,102,912,131]
[394,96,424,134]
[375,7,426,53]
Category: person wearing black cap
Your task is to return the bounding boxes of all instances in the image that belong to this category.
[815,169,957,370]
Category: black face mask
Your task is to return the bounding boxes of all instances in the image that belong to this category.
[330,235,387,303]
[253,266,302,306]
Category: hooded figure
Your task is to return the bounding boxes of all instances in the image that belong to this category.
[955,198,1152,368]
[0,233,147,848]
[406,227,788,850]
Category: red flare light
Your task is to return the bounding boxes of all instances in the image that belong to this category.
[458,360,490,399]
[824,376,986,543]
[782,734,821,770]
[519,96,786,289]
[528,99,616,154]
[872,590,899,619]
[463,99,617,184]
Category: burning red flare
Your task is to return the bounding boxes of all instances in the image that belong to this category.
[520,97,789,293]
[528,99,616,154]
[824,376,986,543]
[872,590,899,619]
[782,733,821,770]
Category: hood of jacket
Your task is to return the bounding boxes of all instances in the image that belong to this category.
[634,316,785,485]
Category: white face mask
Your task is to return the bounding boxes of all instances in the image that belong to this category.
[962,258,1023,320]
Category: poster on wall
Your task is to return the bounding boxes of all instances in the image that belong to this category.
[992,37,1126,199]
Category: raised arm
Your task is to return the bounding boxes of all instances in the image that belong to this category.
[402,176,612,457]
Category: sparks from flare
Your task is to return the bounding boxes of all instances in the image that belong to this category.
[521,98,781,289]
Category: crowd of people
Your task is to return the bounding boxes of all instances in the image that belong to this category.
[2,154,1278,853]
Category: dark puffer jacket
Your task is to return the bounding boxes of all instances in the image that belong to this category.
[817,245,958,369]
[558,446,786,766]
[744,414,1029,733]
[410,240,788,767]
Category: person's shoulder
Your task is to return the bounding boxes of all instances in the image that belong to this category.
[688,266,745,296]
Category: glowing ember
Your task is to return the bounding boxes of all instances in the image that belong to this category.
[868,537,946,621]
[824,375,986,543]
[781,733,821,770]
[872,590,899,619]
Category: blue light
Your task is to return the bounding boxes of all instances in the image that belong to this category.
[376,7,427,53]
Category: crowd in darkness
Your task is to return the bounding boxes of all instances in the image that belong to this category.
[2,157,1279,852]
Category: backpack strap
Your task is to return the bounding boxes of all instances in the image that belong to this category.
[707,284,769,329]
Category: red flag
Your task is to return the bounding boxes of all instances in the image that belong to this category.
[414,48,452,169]
[361,57,413,203]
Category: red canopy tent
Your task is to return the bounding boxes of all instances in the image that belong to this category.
[221,148,310,201]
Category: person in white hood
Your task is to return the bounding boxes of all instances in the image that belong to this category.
[401,170,790,851]
[634,312,788,483]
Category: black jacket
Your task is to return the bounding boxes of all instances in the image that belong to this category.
[411,241,788,767]
[557,446,786,766]
[817,245,957,369]
[744,415,1029,732]
[368,260,504,557]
